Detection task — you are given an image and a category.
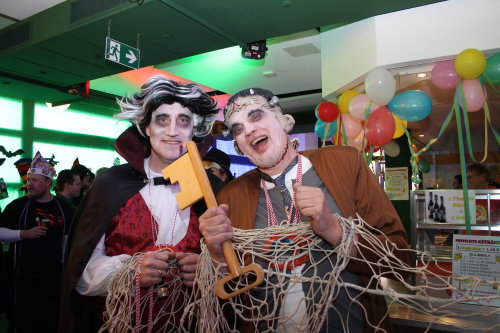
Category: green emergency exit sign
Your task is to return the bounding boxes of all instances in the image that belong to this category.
[105,37,140,69]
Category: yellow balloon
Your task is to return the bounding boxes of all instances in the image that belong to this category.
[338,90,359,114]
[392,114,407,139]
[455,48,487,79]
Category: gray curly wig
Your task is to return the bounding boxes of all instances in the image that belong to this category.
[115,76,219,141]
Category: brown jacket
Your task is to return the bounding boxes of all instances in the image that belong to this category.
[217,145,412,332]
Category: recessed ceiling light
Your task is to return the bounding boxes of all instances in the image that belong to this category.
[46,102,71,111]
[416,73,427,78]
[418,134,425,137]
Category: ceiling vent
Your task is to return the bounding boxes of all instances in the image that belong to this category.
[70,0,128,23]
[0,22,31,53]
[283,43,319,57]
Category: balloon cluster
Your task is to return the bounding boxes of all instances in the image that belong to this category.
[326,68,432,157]
[431,49,497,112]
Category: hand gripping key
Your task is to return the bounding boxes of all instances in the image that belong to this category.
[162,142,264,299]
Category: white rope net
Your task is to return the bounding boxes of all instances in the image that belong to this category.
[101,215,500,332]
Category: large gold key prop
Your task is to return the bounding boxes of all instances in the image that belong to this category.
[162,141,264,299]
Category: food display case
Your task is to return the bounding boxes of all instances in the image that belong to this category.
[410,189,500,259]
[385,189,500,332]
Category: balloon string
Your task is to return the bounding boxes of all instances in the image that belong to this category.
[404,104,454,185]
[322,122,331,147]
[335,116,342,146]
[453,93,472,234]
[340,118,348,147]
[457,80,487,163]
[482,73,500,95]
[482,88,500,145]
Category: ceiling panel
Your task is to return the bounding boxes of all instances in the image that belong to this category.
[0,0,445,103]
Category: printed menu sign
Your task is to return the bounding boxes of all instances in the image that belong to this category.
[452,234,499,307]
[424,190,475,224]
[385,167,409,200]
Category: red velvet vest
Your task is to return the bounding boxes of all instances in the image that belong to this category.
[102,192,201,332]
[105,192,201,255]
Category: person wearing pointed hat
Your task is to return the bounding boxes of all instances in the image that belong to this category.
[71,158,95,205]
[203,147,234,184]
[0,151,74,333]
[198,87,412,332]
[59,76,222,332]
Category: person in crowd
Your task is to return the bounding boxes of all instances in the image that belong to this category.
[95,166,109,178]
[452,174,462,189]
[488,164,500,188]
[54,169,82,208]
[199,88,412,332]
[202,147,234,184]
[71,161,95,205]
[59,76,220,333]
[0,152,74,333]
[466,163,495,189]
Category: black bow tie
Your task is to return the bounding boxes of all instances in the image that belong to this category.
[152,177,171,186]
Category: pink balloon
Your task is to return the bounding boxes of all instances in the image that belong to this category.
[341,113,362,138]
[349,94,371,120]
[365,106,396,146]
[431,61,459,90]
[348,131,365,152]
[459,79,485,112]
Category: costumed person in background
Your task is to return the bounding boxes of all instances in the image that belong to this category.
[0,152,74,333]
[54,169,82,209]
[202,147,234,184]
[59,76,220,333]
[199,88,412,332]
[71,159,95,206]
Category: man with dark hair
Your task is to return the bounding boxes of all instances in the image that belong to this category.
[0,152,74,333]
[59,76,220,332]
[199,87,412,332]
[466,163,492,189]
[452,174,463,189]
[55,169,82,207]
[70,163,95,205]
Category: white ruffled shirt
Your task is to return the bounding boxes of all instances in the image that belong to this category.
[76,158,190,296]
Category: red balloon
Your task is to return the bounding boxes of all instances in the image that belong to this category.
[364,143,381,153]
[364,106,395,146]
[316,101,339,122]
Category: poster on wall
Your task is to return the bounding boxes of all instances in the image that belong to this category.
[424,190,475,224]
[452,234,500,307]
[385,167,409,200]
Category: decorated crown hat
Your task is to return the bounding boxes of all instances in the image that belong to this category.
[27,151,56,179]
[14,158,32,189]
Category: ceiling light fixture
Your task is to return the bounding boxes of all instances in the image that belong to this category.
[45,102,71,111]
[418,134,425,137]
[416,73,427,78]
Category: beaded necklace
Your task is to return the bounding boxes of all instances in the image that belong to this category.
[261,155,303,226]
[146,159,178,245]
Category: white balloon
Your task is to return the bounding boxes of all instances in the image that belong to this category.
[384,140,400,157]
[365,68,396,105]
